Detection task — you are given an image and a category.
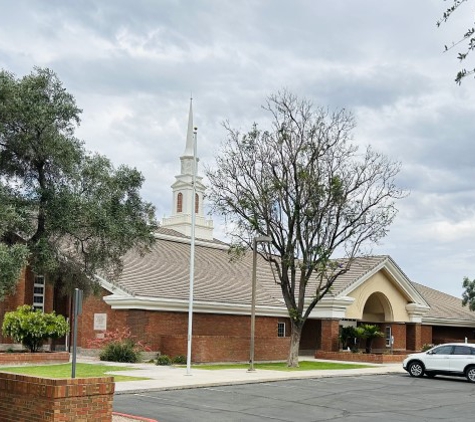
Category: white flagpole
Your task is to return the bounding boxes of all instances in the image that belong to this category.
[186,126,197,376]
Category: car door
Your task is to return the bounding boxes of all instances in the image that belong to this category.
[424,345,453,372]
[449,345,475,373]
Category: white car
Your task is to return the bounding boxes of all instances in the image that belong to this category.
[403,343,475,382]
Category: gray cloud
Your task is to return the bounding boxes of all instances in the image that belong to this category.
[1,0,474,298]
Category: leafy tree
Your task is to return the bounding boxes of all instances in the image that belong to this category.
[437,0,475,84]
[0,67,157,298]
[206,91,405,367]
[462,276,475,310]
[2,305,69,352]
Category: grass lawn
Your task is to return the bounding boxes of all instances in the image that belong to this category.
[0,363,150,382]
[195,361,373,371]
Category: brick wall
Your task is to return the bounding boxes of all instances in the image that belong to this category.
[421,325,433,346]
[79,290,291,362]
[432,325,475,344]
[0,372,114,422]
[0,352,69,365]
[319,320,340,351]
[406,323,422,351]
[315,350,406,363]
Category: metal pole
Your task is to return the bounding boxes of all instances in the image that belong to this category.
[248,236,271,372]
[71,288,78,378]
[186,127,198,376]
[249,238,258,372]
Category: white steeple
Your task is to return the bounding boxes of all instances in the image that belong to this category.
[161,99,214,240]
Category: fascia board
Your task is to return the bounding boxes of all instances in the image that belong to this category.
[422,317,475,328]
[95,275,132,297]
[104,295,289,317]
[153,232,228,250]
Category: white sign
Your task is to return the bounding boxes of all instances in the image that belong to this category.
[93,313,107,331]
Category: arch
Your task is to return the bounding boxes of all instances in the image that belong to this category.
[195,193,199,214]
[362,292,394,322]
[177,192,183,213]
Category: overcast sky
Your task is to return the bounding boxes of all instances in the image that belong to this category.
[1,1,474,297]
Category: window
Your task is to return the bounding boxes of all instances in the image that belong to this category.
[277,322,286,337]
[431,345,453,355]
[453,346,473,355]
[195,193,199,213]
[385,326,392,347]
[33,275,45,312]
[177,193,183,213]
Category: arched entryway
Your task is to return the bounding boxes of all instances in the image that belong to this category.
[362,292,393,322]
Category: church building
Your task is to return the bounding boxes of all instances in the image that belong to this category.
[1,102,475,362]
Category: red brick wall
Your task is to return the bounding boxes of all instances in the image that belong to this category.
[406,323,422,351]
[320,320,340,351]
[0,352,69,365]
[421,325,433,346]
[78,289,291,362]
[432,325,475,344]
[0,373,114,422]
[300,319,319,351]
[315,350,405,363]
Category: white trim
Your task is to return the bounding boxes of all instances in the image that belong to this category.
[308,296,355,319]
[406,302,431,323]
[422,317,475,328]
[339,257,430,310]
[103,294,290,317]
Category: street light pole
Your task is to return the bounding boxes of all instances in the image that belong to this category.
[249,235,272,372]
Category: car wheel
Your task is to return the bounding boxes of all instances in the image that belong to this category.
[408,361,424,378]
[465,366,475,383]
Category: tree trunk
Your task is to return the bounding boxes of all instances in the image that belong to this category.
[287,320,303,367]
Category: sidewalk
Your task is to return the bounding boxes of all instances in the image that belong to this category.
[78,356,406,395]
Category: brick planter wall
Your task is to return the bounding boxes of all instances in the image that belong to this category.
[315,350,407,364]
[0,352,70,365]
[0,372,114,422]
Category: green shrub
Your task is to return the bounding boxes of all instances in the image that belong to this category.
[1,305,69,352]
[99,340,141,363]
[172,355,186,364]
[87,327,151,363]
[156,354,171,366]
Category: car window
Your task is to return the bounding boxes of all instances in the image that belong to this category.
[453,346,472,355]
[431,345,453,355]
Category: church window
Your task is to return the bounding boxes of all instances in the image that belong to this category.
[33,275,45,312]
[195,193,199,214]
[277,322,286,337]
[177,193,183,213]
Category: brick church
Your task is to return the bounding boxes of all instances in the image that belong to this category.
[2,102,475,362]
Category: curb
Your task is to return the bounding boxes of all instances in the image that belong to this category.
[112,412,158,422]
[114,369,405,395]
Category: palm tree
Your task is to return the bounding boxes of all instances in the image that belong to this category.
[357,324,384,354]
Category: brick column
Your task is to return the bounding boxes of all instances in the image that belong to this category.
[319,319,340,351]
[0,373,114,421]
[406,323,422,352]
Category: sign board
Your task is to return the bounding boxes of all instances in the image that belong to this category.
[93,313,107,331]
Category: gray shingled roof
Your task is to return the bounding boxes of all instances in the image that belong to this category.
[111,230,474,323]
[412,282,475,323]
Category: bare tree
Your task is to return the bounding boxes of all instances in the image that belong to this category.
[437,0,475,84]
[206,91,406,367]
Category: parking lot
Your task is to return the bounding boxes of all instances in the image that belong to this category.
[114,373,475,421]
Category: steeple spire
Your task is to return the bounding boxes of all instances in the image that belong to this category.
[161,99,214,240]
[183,97,194,157]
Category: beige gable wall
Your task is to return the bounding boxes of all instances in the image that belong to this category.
[345,270,412,322]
